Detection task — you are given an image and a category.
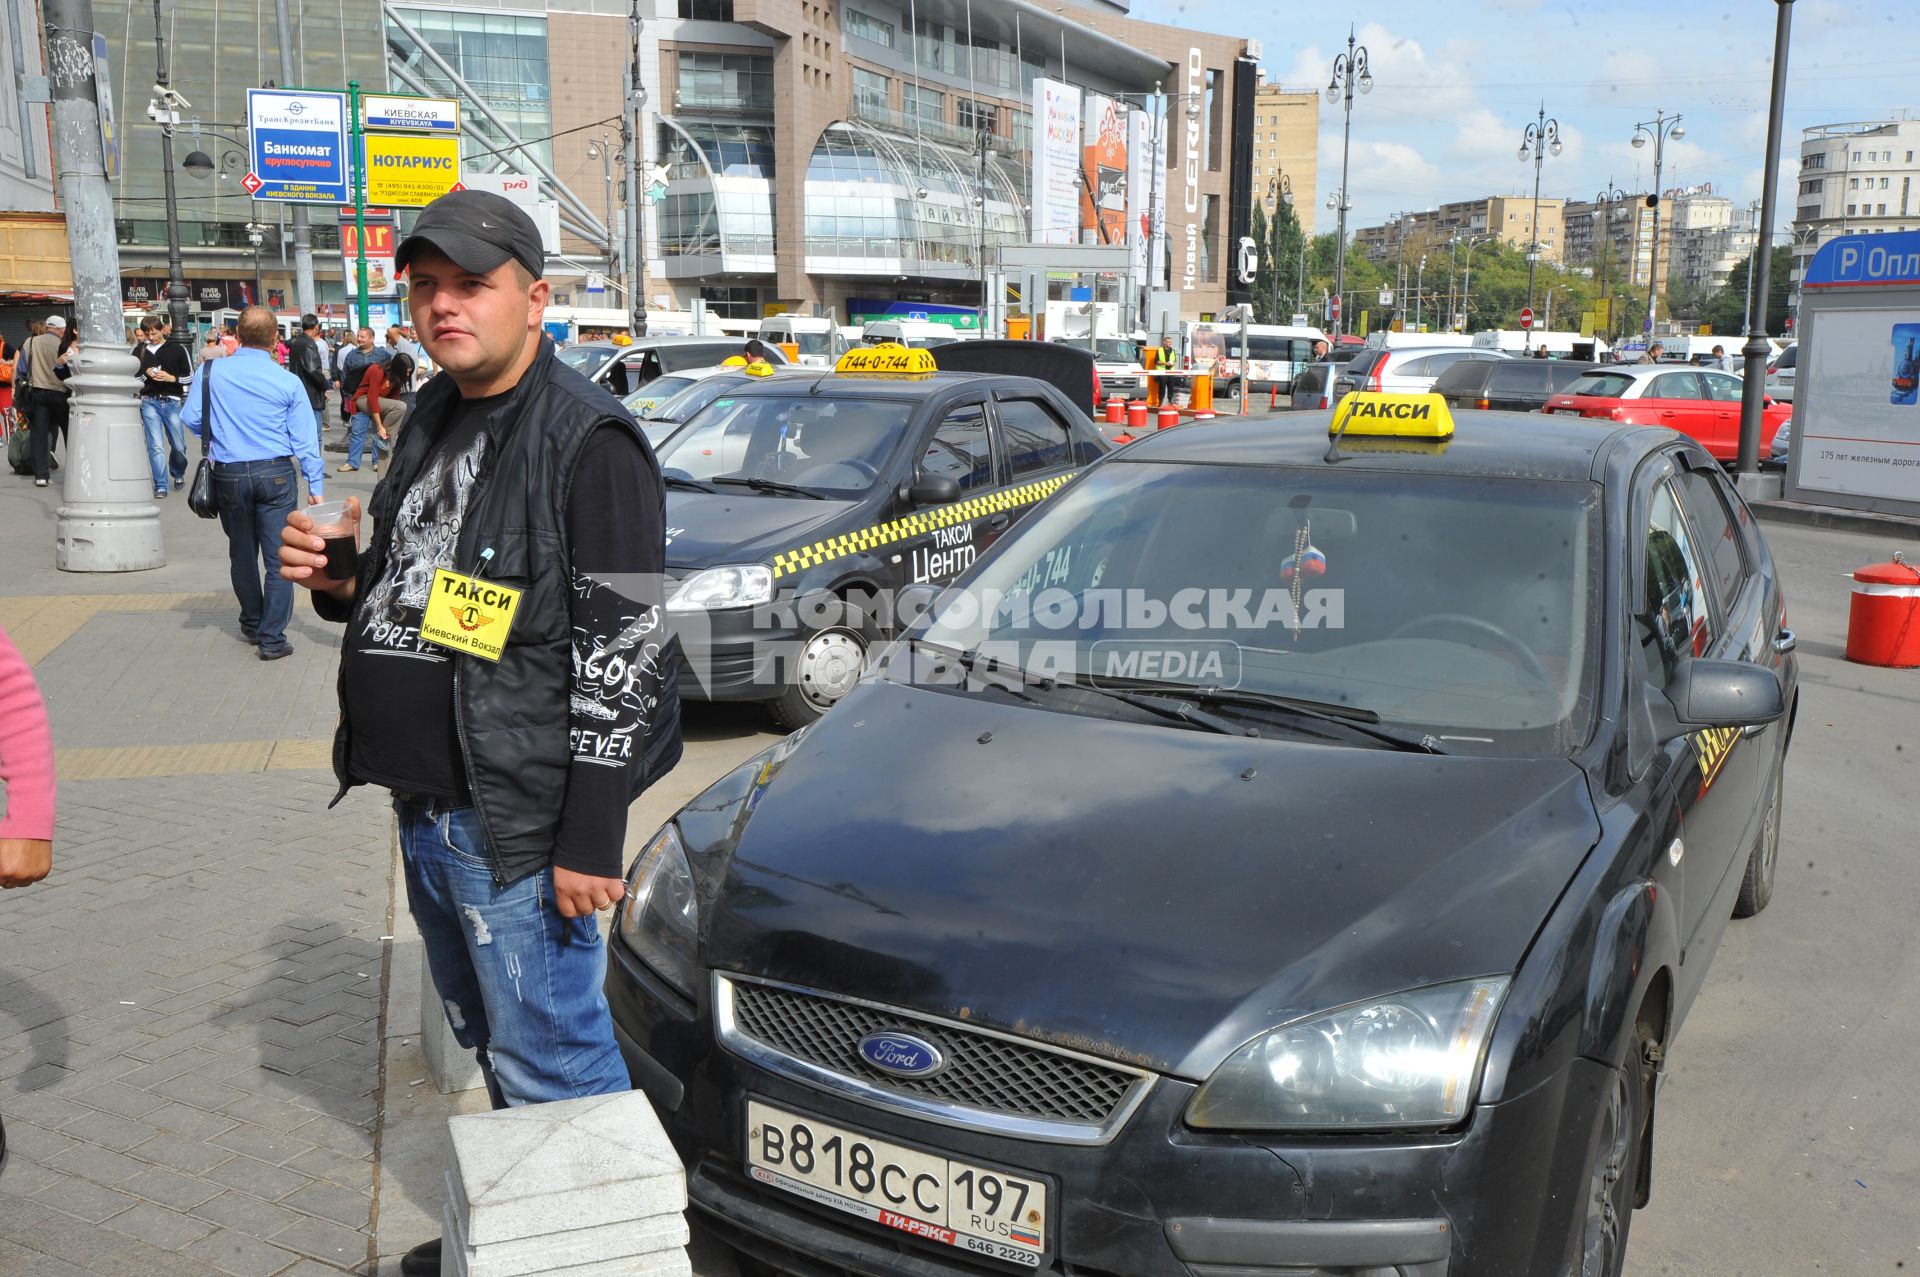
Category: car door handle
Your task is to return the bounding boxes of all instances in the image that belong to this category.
[987,513,1011,530]
[1773,628,1796,654]
[1658,410,1677,417]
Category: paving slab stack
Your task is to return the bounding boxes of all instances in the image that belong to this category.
[442,1092,691,1277]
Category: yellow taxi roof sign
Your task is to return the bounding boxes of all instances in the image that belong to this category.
[834,346,939,378]
[743,361,775,377]
[1328,391,1455,441]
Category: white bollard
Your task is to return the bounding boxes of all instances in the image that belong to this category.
[442,1091,691,1277]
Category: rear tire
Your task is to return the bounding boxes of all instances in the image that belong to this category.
[1734,749,1784,917]
[766,598,872,731]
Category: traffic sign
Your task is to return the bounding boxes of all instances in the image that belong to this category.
[449,181,466,192]
[1519,307,1534,330]
[241,171,263,196]
[246,88,350,204]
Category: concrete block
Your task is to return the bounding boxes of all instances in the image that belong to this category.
[444,1092,687,1249]
[444,1200,690,1277]
[420,948,488,1095]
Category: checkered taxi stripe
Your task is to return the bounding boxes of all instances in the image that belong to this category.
[770,472,1076,579]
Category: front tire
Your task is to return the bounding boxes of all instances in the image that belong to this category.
[767,598,872,730]
[1734,750,1784,917]
[1574,1028,1654,1277]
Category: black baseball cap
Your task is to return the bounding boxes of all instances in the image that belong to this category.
[395,190,545,281]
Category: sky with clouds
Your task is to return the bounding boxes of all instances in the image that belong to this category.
[1126,0,1917,241]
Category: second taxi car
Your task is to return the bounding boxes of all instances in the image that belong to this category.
[657,345,1108,727]
[609,391,1797,1277]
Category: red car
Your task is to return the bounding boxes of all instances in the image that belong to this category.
[1543,366,1791,461]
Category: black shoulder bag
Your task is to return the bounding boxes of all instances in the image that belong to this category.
[187,364,219,519]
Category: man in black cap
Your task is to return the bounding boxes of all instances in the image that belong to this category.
[279,190,682,1276]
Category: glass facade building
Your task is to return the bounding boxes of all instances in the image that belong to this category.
[386,8,552,173]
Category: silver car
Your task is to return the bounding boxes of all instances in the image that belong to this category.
[1330,347,1509,408]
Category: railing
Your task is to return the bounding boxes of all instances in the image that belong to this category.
[847,100,980,151]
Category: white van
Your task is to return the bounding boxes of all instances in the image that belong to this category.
[862,319,961,349]
[759,315,848,367]
[1472,329,1608,361]
[1368,330,1475,351]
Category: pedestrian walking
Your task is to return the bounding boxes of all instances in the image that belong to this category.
[19,316,72,488]
[337,327,391,473]
[134,315,193,498]
[287,315,332,445]
[182,305,327,660]
[1711,344,1736,373]
[278,190,681,1277]
[1638,341,1665,365]
[0,618,56,1168]
[0,332,18,441]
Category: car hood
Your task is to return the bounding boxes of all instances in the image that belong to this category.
[691,678,1602,1081]
[664,490,864,567]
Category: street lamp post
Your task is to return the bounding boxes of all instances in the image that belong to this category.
[974,127,996,330]
[1736,0,1795,489]
[1325,27,1371,338]
[1630,109,1685,337]
[148,0,191,345]
[1415,254,1426,330]
[585,134,620,302]
[1267,172,1292,322]
[1453,233,1493,334]
[1590,180,1629,343]
[1517,104,1562,350]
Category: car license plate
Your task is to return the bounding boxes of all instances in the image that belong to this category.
[746,1100,1048,1267]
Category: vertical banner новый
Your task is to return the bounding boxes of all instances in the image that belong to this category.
[1126,109,1151,290]
[1031,78,1082,247]
[1079,94,1127,248]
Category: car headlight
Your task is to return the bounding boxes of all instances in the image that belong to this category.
[667,565,774,612]
[617,823,701,998]
[1186,977,1509,1132]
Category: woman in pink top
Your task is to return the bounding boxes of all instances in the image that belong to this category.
[0,622,54,888]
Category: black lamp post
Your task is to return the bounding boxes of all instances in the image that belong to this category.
[1325,28,1371,337]
[1518,104,1562,349]
[147,0,191,344]
[1591,180,1629,343]
[1267,173,1292,321]
[1737,0,1795,485]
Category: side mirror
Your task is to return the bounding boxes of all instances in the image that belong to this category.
[1659,658,1785,736]
[909,475,962,506]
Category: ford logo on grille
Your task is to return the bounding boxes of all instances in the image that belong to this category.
[857,1032,945,1078]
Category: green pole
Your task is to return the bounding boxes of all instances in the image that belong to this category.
[349,79,371,330]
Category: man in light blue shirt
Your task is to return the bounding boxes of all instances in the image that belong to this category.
[182,305,326,661]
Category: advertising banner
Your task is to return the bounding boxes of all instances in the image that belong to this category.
[362,132,462,207]
[340,213,400,298]
[1030,79,1082,247]
[1078,94,1127,247]
[246,89,350,203]
[1126,110,1151,289]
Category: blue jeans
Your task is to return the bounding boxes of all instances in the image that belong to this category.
[140,396,188,494]
[312,406,327,448]
[345,411,386,469]
[396,803,630,1109]
[213,458,297,653]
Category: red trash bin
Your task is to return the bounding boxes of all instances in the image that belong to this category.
[1845,556,1920,667]
[1126,401,1149,431]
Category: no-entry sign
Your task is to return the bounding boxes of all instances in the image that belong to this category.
[1519,307,1535,330]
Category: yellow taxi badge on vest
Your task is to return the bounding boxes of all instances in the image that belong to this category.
[418,568,524,663]
[834,346,938,378]
[1329,391,1456,440]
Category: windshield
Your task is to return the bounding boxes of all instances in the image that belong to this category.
[1564,372,1634,397]
[788,331,831,355]
[912,461,1603,755]
[558,345,615,377]
[624,376,699,418]
[656,394,911,495]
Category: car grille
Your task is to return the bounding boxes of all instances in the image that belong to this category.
[719,975,1151,1141]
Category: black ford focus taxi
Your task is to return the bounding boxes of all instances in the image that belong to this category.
[608,394,1797,1277]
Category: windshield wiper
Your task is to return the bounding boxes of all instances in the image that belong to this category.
[711,476,828,500]
[664,473,717,493]
[1097,680,1447,753]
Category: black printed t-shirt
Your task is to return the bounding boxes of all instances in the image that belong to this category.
[342,391,666,880]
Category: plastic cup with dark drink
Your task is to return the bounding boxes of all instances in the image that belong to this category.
[307,499,360,582]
